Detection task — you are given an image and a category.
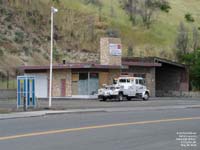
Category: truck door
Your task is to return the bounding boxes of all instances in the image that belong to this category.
[135,79,140,94]
[129,79,136,96]
[135,79,144,94]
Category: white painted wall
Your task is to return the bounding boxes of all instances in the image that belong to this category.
[25,73,48,98]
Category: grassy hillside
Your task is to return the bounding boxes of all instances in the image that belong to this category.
[0,0,200,75]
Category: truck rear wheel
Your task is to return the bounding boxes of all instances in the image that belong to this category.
[118,93,123,101]
[102,97,107,101]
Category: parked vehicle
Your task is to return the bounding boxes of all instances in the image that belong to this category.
[98,76,150,101]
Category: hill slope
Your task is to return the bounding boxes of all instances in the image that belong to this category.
[0,0,200,75]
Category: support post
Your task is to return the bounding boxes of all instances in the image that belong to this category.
[49,7,54,108]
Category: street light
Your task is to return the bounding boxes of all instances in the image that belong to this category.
[49,6,58,108]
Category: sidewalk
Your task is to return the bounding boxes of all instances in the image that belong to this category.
[1,97,200,120]
[1,104,200,120]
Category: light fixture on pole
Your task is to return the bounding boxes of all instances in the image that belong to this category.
[49,6,58,108]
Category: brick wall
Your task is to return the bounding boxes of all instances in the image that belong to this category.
[156,63,189,96]
[51,69,72,97]
[100,37,121,66]
[156,90,200,97]
[125,67,156,97]
[66,69,72,96]
[108,69,121,85]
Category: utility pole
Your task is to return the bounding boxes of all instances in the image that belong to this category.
[49,7,58,108]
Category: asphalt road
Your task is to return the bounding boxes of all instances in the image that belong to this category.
[1,97,200,112]
[0,108,200,150]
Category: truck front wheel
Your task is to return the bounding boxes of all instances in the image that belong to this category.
[143,92,149,101]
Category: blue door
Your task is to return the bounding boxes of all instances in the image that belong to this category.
[78,73,88,95]
[78,73,99,95]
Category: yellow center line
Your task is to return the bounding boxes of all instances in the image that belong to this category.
[0,116,200,141]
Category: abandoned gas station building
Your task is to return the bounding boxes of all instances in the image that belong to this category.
[19,38,189,98]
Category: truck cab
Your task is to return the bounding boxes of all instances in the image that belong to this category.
[98,76,150,101]
[116,77,149,100]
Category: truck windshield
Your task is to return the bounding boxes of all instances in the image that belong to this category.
[113,79,117,84]
[139,79,145,85]
[119,79,126,83]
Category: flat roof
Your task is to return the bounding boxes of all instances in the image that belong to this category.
[122,57,186,68]
[122,61,162,67]
[19,63,126,71]
[19,57,186,72]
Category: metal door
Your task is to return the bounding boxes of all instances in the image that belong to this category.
[78,73,88,95]
[89,73,99,95]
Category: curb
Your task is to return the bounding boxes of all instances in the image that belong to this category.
[0,105,200,120]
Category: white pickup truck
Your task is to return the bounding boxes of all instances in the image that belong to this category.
[98,76,150,101]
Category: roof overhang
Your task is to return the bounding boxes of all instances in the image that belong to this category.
[122,57,186,68]
[122,61,162,67]
[154,57,186,68]
[19,63,127,72]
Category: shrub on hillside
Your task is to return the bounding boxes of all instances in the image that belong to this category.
[185,13,195,22]
[14,31,24,43]
[106,28,119,38]
[127,46,133,56]
[23,46,32,56]
[180,50,200,90]
[0,48,4,57]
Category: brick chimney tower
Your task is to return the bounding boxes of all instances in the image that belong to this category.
[100,37,122,66]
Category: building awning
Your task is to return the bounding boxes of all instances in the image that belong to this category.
[19,63,128,72]
[122,61,162,67]
[122,57,186,68]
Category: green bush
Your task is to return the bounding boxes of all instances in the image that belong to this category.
[106,28,119,38]
[181,50,200,90]
[23,46,32,56]
[185,13,195,22]
[53,48,60,61]
[33,48,41,53]
[0,33,7,42]
[14,31,24,43]
[7,24,12,29]
[0,48,4,56]
[43,53,49,60]
[127,46,133,56]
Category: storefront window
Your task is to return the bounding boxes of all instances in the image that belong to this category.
[77,73,99,95]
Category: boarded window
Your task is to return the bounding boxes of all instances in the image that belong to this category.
[99,72,109,87]
[72,73,79,82]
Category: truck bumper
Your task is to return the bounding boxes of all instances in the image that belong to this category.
[98,95,118,100]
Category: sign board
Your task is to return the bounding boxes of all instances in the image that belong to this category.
[109,44,122,56]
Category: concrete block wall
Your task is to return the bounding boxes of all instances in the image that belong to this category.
[51,69,72,97]
[126,67,156,97]
[66,69,72,96]
[156,64,189,96]
[147,68,155,97]
[100,37,122,66]
[0,89,16,99]
[156,90,200,97]
[108,69,121,85]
